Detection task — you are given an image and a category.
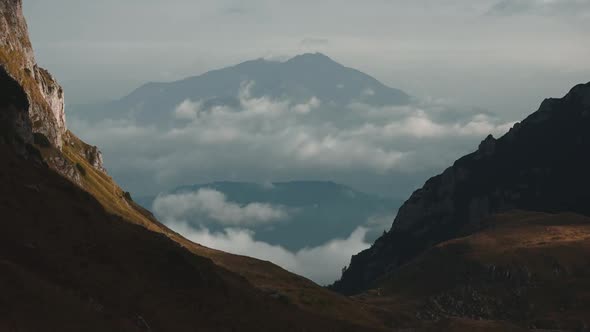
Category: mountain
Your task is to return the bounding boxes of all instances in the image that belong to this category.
[139,181,402,251]
[71,52,411,125]
[332,81,590,295]
[0,1,388,330]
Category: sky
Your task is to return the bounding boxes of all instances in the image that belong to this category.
[21,0,590,284]
[24,0,590,114]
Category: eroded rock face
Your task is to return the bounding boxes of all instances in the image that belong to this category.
[332,82,590,295]
[0,0,107,183]
[85,146,106,173]
[0,0,66,149]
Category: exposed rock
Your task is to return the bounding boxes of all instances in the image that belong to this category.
[65,131,107,173]
[45,153,82,185]
[332,82,590,295]
[0,0,66,149]
[84,145,106,172]
[0,0,107,181]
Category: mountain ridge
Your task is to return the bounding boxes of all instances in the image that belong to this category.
[332,81,590,295]
[71,52,411,125]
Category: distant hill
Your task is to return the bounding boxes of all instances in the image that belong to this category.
[71,52,411,126]
[139,181,403,251]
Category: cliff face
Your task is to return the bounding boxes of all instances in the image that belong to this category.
[333,82,590,295]
[0,0,66,148]
[0,0,105,179]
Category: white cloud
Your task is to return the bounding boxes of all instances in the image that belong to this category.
[70,80,516,197]
[166,222,371,285]
[153,189,288,226]
[362,88,375,97]
[293,97,321,114]
[174,99,202,120]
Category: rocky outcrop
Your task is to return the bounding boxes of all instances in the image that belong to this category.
[65,131,107,173]
[0,0,106,180]
[0,0,66,149]
[332,82,590,295]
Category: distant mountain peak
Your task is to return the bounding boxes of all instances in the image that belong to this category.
[78,52,411,123]
[286,52,339,65]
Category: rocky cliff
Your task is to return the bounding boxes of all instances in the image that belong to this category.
[332,82,590,295]
[0,0,105,180]
[0,0,65,148]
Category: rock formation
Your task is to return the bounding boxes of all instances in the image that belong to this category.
[0,0,105,178]
[0,0,65,148]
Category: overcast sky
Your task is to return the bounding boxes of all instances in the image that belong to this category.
[24,0,590,116]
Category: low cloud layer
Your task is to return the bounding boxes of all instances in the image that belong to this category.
[70,81,514,197]
[153,189,288,226]
[166,222,371,285]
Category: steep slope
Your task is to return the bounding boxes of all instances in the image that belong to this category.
[355,211,590,330]
[72,52,411,125]
[0,1,387,329]
[333,81,590,294]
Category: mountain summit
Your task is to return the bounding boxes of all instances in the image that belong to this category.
[73,52,411,124]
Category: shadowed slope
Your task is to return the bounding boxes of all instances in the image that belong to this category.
[0,144,384,332]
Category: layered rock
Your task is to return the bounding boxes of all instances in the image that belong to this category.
[0,0,66,148]
[332,82,590,295]
[0,0,106,178]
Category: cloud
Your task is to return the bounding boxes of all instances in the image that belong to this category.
[487,0,590,16]
[153,189,288,226]
[166,222,371,285]
[70,81,515,196]
[174,99,202,120]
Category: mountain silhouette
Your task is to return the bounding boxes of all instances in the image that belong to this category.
[332,82,590,295]
[72,52,411,126]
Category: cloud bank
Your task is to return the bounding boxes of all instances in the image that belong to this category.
[150,184,392,284]
[153,189,288,226]
[166,221,371,285]
[70,81,514,197]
